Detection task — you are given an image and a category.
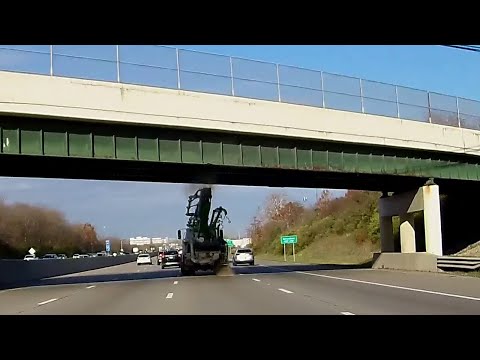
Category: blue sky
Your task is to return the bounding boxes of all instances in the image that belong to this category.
[0,45,478,239]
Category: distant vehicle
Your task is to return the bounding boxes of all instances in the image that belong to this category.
[160,250,180,269]
[79,254,89,258]
[96,252,105,257]
[72,254,80,259]
[137,253,152,265]
[232,248,254,266]
[57,254,67,259]
[42,254,58,260]
[24,254,36,261]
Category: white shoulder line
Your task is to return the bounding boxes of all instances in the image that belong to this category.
[296,271,480,302]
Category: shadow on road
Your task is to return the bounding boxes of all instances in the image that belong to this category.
[1,266,185,289]
[0,261,372,290]
[233,260,373,275]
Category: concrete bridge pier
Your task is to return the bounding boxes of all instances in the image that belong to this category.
[373,182,442,271]
[399,213,416,253]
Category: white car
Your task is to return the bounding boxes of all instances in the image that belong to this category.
[24,254,36,261]
[232,248,255,266]
[137,253,152,265]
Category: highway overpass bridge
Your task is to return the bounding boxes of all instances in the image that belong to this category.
[1,45,479,265]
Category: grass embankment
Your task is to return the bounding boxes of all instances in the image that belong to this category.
[454,240,480,257]
[256,234,377,264]
[249,190,385,265]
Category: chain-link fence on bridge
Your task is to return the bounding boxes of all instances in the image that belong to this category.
[0,45,478,131]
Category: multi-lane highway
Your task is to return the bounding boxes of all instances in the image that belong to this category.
[1,259,480,315]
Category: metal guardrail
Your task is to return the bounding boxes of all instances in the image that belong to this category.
[0,45,479,131]
[437,256,480,271]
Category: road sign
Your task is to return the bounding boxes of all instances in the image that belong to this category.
[28,247,36,255]
[226,240,234,247]
[281,235,298,244]
[105,240,111,252]
[281,235,297,263]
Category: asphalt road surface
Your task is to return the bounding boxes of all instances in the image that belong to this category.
[2,258,480,315]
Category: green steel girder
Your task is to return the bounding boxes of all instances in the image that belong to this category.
[1,115,479,182]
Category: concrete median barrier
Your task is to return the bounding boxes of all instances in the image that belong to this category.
[0,255,137,286]
[372,252,438,272]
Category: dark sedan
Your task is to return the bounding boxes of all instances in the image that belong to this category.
[160,250,181,269]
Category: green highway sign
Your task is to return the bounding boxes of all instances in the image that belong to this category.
[281,235,298,244]
[226,240,234,247]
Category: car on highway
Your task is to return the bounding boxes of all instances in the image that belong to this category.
[58,254,67,259]
[23,254,36,261]
[137,253,152,265]
[42,254,58,260]
[160,250,180,269]
[232,248,254,266]
[72,254,80,259]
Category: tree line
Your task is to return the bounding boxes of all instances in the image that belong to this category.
[0,199,130,259]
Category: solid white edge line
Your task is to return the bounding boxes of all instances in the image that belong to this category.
[252,278,261,282]
[295,271,480,302]
[278,288,293,294]
[86,285,95,289]
[341,311,355,315]
[173,281,178,285]
[166,292,173,299]
[38,298,58,306]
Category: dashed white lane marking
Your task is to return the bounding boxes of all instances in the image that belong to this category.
[278,288,293,294]
[296,271,480,302]
[166,292,173,299]
[86,285,96,289]
[173,281,178,285]
[38,298,58,306]
[341,311,355,315]
[252,278,261,282]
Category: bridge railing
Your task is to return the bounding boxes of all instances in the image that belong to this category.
[1,45,479,131]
